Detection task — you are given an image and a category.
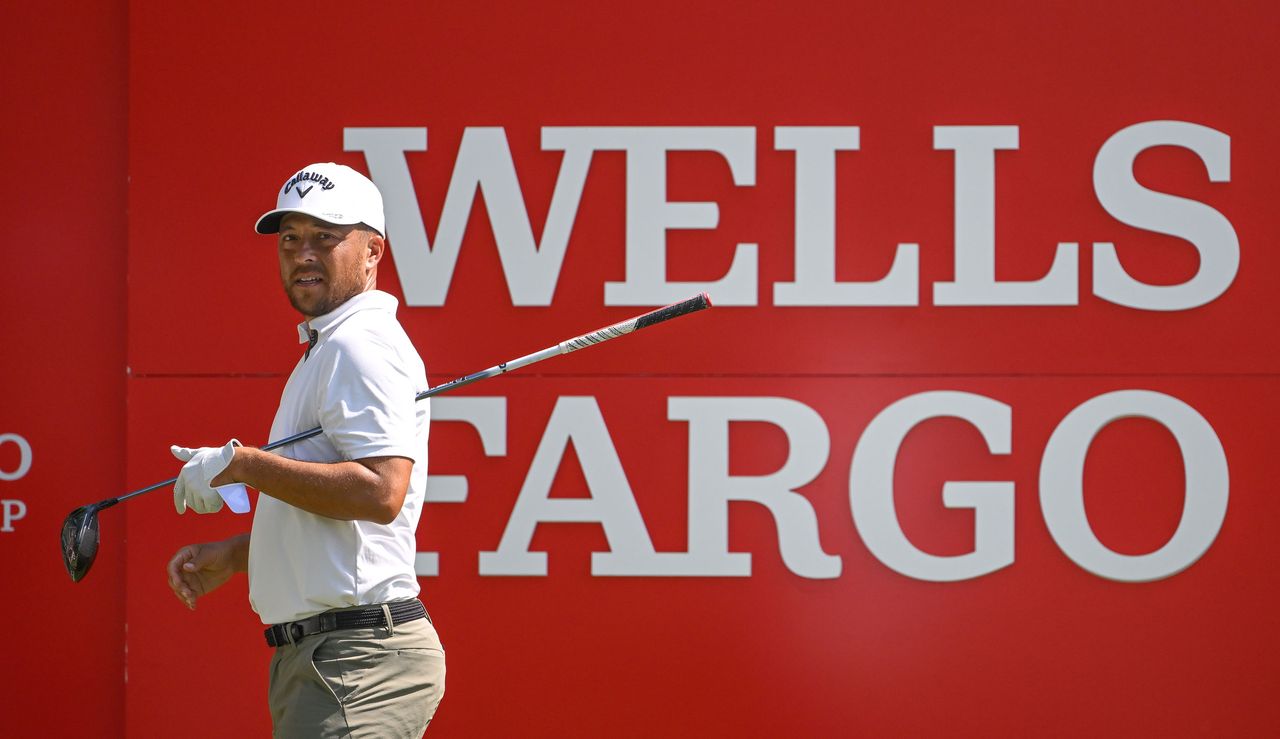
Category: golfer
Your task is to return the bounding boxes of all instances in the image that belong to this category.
[164,162,444,737]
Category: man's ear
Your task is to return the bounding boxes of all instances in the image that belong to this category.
[366,233,386,268]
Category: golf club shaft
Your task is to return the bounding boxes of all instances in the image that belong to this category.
[108,293,712,507]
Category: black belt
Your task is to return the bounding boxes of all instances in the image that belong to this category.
[265,599,427,647]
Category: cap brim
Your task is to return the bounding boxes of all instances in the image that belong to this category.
[254,209,288,234]
[254,208,369,235]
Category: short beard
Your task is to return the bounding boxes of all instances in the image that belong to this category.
[283,227,378,318]
[288,282,365,319]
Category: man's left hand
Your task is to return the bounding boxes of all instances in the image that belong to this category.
[171,439,249,514]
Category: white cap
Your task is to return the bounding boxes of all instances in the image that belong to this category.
[254,162,385,237]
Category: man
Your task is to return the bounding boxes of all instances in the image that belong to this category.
[165,162,444,737]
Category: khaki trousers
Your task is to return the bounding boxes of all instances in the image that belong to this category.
[268,614,446,738]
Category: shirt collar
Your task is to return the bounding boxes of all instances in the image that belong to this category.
[296,289,399,345]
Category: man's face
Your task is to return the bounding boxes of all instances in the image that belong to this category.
[277,213,383,318]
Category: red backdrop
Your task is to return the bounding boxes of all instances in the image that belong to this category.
[5,1,1279,736]
[0,0,127,734]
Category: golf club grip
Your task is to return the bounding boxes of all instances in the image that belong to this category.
[111,294,712,505]
[635,291,713,330]
[558,292,712,354]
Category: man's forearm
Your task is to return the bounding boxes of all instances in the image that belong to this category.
[214,446,410,524]
[224,533,251,572]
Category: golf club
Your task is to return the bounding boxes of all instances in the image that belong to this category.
[61,293,712,582]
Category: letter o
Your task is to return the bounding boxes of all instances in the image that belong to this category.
[1039,391,1228,582]
[0,433,33,481]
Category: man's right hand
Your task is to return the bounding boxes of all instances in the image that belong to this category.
[166,535,249,610]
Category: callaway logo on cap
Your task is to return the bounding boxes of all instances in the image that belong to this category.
[254,162,386,237]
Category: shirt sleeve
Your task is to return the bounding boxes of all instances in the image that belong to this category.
[317,323,422,463]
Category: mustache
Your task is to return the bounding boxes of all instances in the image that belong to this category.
[290,268,327,282]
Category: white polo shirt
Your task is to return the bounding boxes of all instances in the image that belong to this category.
[248,290,430,625]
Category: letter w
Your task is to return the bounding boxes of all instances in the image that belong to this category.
[345,127,592,306]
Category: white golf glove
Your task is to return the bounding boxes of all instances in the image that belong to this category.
[171,439,251,515]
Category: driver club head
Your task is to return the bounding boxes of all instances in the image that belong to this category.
[61,505,101,582]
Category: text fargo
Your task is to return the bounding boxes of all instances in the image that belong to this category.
[345,121,1237,311]
[420,390,1227,583]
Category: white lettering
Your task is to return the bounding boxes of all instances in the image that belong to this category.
[1,500,25,532]
[850,392,1015,581]
[398,392,1226,582]
[1092,121,1238,310]
[668,396,841,578]
[773,127,918,306]
[1039,390,1229,581]
[0,433,32,482]
[345,126,593,306]
[346,122,1238,311]
[550,127,759,306]
[933,126,1079,305]
[416,397,508,576]
[478,397,663,576]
